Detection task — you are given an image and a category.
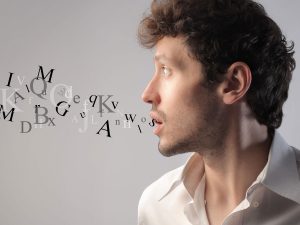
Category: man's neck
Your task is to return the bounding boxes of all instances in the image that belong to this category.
[203,126,272,205]
[202,122,273,225]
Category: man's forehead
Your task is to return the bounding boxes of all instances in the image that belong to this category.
[155,38,184,60]
[154,37,197,70]
[155,37,187,56]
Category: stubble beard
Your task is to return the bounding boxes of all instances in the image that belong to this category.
[158,101,227,157]
[158,124,222,157]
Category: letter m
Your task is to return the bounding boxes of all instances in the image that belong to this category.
[36,65,54,83]
[0,104,15,122]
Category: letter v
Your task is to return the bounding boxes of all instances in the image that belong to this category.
[17,76,25,86]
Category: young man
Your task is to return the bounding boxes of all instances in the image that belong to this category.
[137,0,300,225]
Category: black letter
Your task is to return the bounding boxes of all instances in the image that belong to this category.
[148,119,155,127]
[0,104,15,122]
[96,120,111,137]
[36,65,54,83]
[56,101,70,116]
[6,72,14,87]
[124,114,136,123]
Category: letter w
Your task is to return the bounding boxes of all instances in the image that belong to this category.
[124,114,136,123]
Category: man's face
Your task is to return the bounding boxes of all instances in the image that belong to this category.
[142,36,227,157]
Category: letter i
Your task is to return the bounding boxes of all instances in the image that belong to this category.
[25,84,30,93]
[138,125,142,133]
[6,73,13,87]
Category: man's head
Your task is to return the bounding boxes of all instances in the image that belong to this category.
[138,0,295,156]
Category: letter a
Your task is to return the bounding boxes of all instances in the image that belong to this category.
[96,120,111,137]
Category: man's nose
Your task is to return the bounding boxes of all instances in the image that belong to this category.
[141,76,161,105]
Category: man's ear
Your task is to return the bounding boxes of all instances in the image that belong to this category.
[217,62,252,105]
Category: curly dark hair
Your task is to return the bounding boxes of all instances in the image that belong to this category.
[138,0,296,132]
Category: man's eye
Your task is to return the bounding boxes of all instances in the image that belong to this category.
[161,66,171,77]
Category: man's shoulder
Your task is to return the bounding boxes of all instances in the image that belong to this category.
[138,165,187,224]
[139,165,184,204]
[138,165,184,220]
[291,145,300,158]
[291,145,300,173]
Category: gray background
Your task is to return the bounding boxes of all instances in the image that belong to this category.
[0,0,299,225]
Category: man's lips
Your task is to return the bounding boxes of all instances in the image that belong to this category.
[150,111,164,135]
[149,111,163,124]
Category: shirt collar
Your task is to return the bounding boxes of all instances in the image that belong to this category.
[157,130,300,204]
[157,153,200,201]
[261,130,300,204]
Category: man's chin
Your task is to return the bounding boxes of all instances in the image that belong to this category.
[158,140,186,157]
[158,148,175,157]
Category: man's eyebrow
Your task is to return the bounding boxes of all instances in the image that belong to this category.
[154,54,169,63]
[154,54,185,70]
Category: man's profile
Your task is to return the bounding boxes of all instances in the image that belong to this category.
[137,0,300,224]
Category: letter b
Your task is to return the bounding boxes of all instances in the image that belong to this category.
[34,105,49,124]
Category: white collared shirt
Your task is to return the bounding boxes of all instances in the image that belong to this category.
[138,131,300,225]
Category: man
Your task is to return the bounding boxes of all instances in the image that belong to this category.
[137,0,300,225]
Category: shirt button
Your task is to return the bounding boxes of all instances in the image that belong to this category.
[252,201,260,208]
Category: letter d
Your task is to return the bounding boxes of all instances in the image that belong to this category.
[20,121,32,133]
